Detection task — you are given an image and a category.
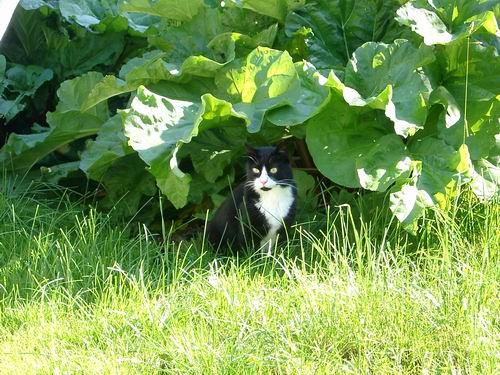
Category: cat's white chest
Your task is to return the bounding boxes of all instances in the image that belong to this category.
[255,186,294,230]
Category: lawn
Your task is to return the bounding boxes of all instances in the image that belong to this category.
[0,186,498,374]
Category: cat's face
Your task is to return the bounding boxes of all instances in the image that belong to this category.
[246,145,294,192]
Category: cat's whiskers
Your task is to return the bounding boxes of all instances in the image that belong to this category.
[277,182,297,190]
[244,181,258,191]
[244,177,297,191]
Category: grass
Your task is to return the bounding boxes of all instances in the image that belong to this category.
[0,185,498,374]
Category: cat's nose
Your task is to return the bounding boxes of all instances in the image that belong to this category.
[260,177,268,185]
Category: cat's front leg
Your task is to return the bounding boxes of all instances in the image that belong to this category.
[259,234,275,255]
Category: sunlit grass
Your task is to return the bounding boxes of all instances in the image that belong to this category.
[0,185,498,373]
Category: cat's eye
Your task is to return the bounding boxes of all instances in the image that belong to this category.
[270,167,278,174]
[252,167,260,174]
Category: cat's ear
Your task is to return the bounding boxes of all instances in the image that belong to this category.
[245,143,258,157]
[274,142,289,157]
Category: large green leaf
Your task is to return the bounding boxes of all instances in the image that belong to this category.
[80,75,136,112]
[121,12,161,33]
[396,0,499,45]
[436,41,499,156]
[470,158,500,201]
[121,86,200,208]
[389,139,473,225]
[343,39,435,137]
[389,183,434,226]
[293,168,317,207]
[97,154,157,217]
[306,94,411,190]
[210,2,280,36]
[59,0,128,31]
[19,0,58,10]
[0,64,53,122]
[0,112,103,171]
[215,47,327,132]
[79,115,134,180]
[428,86,461,129]
[1,8,46,64]
[21,0,128,32]
[1,8,126,79]
[0,72,107,170]
[52,32,126,78]
[409,138,471,205]
[266,61,330,126]
[285,0,408,71]
[225,0,288,23]
[2,65,52,96]
[118,44,230,85]
[121,0,204,21]
[40,161,81,184]
[147,79,218,102]
[181,125,247,183]
[356,135,412,191]
[55,71,108,120]
[215,47,298,131]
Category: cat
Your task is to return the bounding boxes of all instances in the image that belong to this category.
[207,144,296,252]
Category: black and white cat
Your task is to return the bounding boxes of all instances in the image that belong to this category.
[207,144,296,252]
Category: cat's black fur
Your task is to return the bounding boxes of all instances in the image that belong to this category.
[207,144,296,251]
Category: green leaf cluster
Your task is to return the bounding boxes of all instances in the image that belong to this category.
[0,0,498,227]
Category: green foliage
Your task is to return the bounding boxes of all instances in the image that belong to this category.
[0,62,53,122]
[343,39,435,136]
[0,0,498,227]
[396,0,498,45]
[307,94,411,190]
[285,0,409,70]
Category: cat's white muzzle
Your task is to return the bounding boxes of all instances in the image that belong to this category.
[254,166,277,191]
